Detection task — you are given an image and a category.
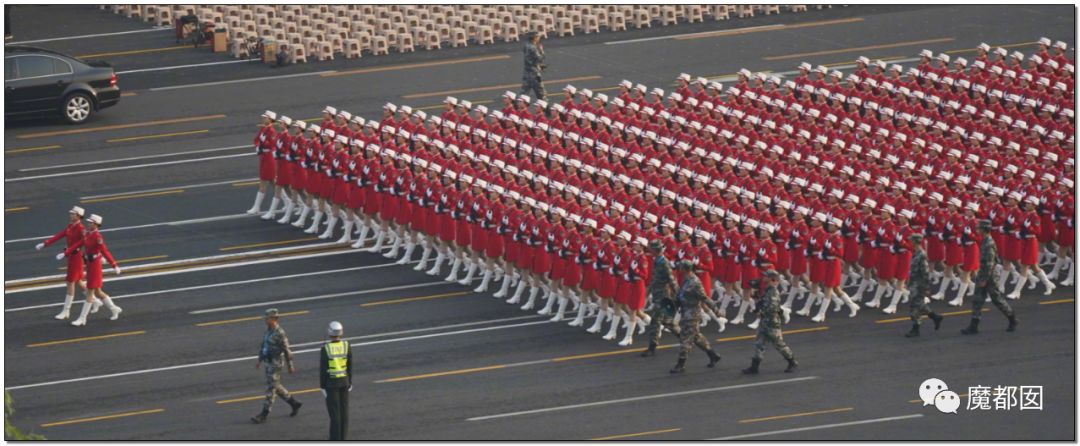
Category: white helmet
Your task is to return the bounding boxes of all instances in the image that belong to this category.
[327,321,344,337]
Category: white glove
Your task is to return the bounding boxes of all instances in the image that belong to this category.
[320,389,327,398]
[35,243,44,251]
[347,385,353,392]
[55,253,65,261]
[114,266,122,275]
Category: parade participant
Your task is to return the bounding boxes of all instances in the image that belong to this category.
[615,236,650,346]
[290,123,321,228]
[318,135,351,240]
[947,203,982,306]
[60,214,122,326]
[276,119,308,224]
[351,143,381,249]
[320,321,352,440]
[1053,179,1075,286]
[305,128,336,234]
[601,231,633,341]
[811,218,859,322]
[585,224,618,335]
[520,32,547,100]
[252,309,302,424]
[850,199,880,304]
[491,188,521,298]
[880,209,915,314]
[248,110,279,215]
[961,220,1019,334]
[797,213,828,317]
[743,270,798,374]
[36,206,87,320]
[364,146,399,252]
[1007,195,1057,298]
[782,207,810,309]
[336,140,364,244]
[382,149,413,259]
[904,233,944,338]
[641,239,680,357]
[426,168,459,277]
[931,198,964,300]
[570,218,600,327]
[548,210,581,322]
[669,260,722,373]
[261,115,294,220]
[442,170,473,284]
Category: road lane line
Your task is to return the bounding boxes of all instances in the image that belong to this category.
[5,144,61,154]
[232,181,260,187]
[416,99,493,111]
[189,280,454,314]
[323,54,511,77]
[15,114,226,139]
[216,388,322,404]
[80,189,185,204]
[120,91,138,97]
[106,129,209,143]
[18,145,248,172]
[196,310,309,327]
[739,407,855,424]
[8,27,170,44]
[708,414,923,440]
[379,365,509,383]
[6,152,247,181]
[675,18,865,41]
[5,206,30,213]
[150,70,337,91]
[360,291,471,307]
[763,37,955,61]
[403,75,603,99]
[56,254,168,270]
[26,330,146,348]
[467,377,818,421]
[1039,298,1074,305]
[290,315,542,347]
[77,45,192,58]
[41,408,165,428]
[606,24,783,44]
[591,428,681,440]
[220,237,319,251]
[876,309,975,324]
[7,213,250,244]
[116,59,255,75]
[80,178,255,200]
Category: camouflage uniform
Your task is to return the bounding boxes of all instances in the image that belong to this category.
[972,236,1014,319]
[645,255,680,346]
[907,249,934,325]
[520,40,546,100]
[675,272,717,361]
[259,325,295,412]
[752,284,795,362]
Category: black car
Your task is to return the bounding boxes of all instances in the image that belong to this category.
[4,45,120,124]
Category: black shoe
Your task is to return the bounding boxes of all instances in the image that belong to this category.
[931,314,943,330]
[742,358,761,374]
[784,358,798,373]
[706,350,722,368]
[961,319,979,335]
[287,398,303,417]
[1006,316,1018,332]
[905,324,920,338]
[251,409,269,424]
[641,344,657,357]
[669,358,686,374]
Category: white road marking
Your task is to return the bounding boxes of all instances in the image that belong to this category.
[6,213,250,244]
[80,178,255,200]
[707,414,924,440]
[149,71,337,92]
[7,27,170,45]
[707,56,922,83]
[116,59,256,75]
[466,377,820,421]
[605,24,782,45]
[290,315,543,347]
[18,145,248,172]
[6,154,249,183]
[6,315,548,391]
[188,279,453,314]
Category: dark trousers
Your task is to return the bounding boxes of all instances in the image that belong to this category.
[325,387,349,440]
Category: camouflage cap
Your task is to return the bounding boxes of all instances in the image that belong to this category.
[764,269,780,278]
[675,260,696,271]
[978,219,992,230]
[264,308,280,319]
[910,233,924,243]
[647,239,665,251]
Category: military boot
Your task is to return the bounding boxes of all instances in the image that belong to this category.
[640,342,657,357]
[287,397,303,417]
[784,357,799,373]
[904,323,920,338]
[706,349,722,368]
[741,357,761,374]
[930,313,943,330]
[1006,316,1018,332]
[251,408,269,424]
[960,318,979,335]
[669,358,686,374]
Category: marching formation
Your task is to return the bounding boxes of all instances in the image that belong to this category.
[242,39,1073,350]
[36,207,123,327]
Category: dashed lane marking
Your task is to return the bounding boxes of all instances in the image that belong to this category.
[5,206,30,213]
[738,407,855,424]
[105,129,209,143]
[763,37,955,61]
[79,189,185,204]
[196,310,309,327]
[19,145,247,172]
[41,409,165,428]
[674,18,865,41]
[322,54,511,77]
[5,144,61,154]
[1039,298,1074,305]
[707,414,923,440]
[220,237,319,251]
[359,291,472,307]
[216,388,322,404]
[403,75,603,99]
[77,44,191,58]
[26,330,146,348]
[15,114,226,139]
[591,428,681,440]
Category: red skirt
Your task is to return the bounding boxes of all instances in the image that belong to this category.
[514,244,533,269]
[1002,236,1021,262]
[291,164,306,190]
[790,251,808,275]
[332,179,349,206]
[775,248,791,272]
[877,251,897,280]
[562,260,581,287]
[532,249,552,276]
[824,259,842,288]
[626,280,646,311]
[438,215,456,242]
[720,257,741,283]
[1056,223,1074,246]
[741,262,760,288]
[394,198,412,226]
[305,169,321,195]
[275,159,291,186]
[469,224,485,252]
[582,265,600,291]
[859,245,877,270]
[85,259,105,289]
[599,271,617,299]
[364,188,381,215]
[549,255,566,281]
[945,242,964,266]
[380,193,398,221]
[992,233,1006,257]
[927,238,945,263]
[809,257,824,284]
[1020,237,1039,265]
[1039,214,1055,243]
[65,255,85,282]
[698,271,713,299]
[503,235,519,264]
[347,185,365,210]
[894,251,912,280]
[454,217,471,246]
[320,175,335,198]
[259,155,275,181]
[485,229,504,257]
[614,279,630,305]
[410,204,426,230]
[843,236,860,264]
[962,244,980,272]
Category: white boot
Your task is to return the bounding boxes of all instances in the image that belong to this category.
[638,313,651,334]
[1007,274,1027,299]
[782,284,799,308]
[851,278,872,303]
[586,307,606,333]
[458,262,478,285]
[55,294,75,320]
[474,269,493,293]
[1061,258,1075,286]
[291,205,311,227]
[731,299,750,324]
[493,272,512,298]
[425,252,446,276]
[101,296,122,320]
[90,297,102,314]
[507,281,526,305]
[948,281,969,306]
[602,314,622,340]
[366,230,387,253]
[275,199,295,224]
[930,277,953,300]
[520,286,540,310]
[70,301,92,326]
[839,291,860,317]
[1047,257,1064,280]
[550,296,570,322]
[384,234,403,258]
[811,296,829,322]
[397,242,417,265]
[444,258,463,282]
[414,246,433,271]
[618,318,636,346]
[930,270,943,284]
[996,266,1010,291]
[882,289,904,314]
[304,211,324,234]
[246,191,266,214]
[796,293,817,316]
[781,307,791,324]
[261,197,281,220]
[569,300,588,326]
[336,218,354,243]
[1036,269,1056,295]
[318,215,338,239]
[537,289,557,315]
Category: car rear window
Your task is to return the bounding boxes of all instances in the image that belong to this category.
[52,57,72,75]
[15,55,54,78]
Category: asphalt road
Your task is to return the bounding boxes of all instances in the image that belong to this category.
[4,4,1075,441]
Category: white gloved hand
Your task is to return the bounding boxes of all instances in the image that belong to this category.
[320,389,327,398]
[348,385,353,392]
[55,253,65,261]
[114,266,122,275]
[35,243,44,251]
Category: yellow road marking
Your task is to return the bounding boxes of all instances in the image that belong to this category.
[676,17,864,41]
[591,428,681,441]
[909,392,969,404]
[739,407,854,424]
[376,365,509,383]
[16,114,226,139]
[5,144,61,154]
[323,54,511,77]
[219,237,319,251]
[946,41,1037,54]
[1040,298,1074,305]
[360,291,471,307]
[717,326,829,342]
[27,330,146,348]
[196,310,309,327]
[78,45,191,58]
[120,91,138,97]
[404,75,603,99]
[5,206,30,213]
[231,181,260,187]
[106,129,209,143]
[876,309,974,324]
[41,408,164,428]
[415,99,493,111]
[216,388,321,404]
[764,37,955,61]
[57,254,168,270]
[80,189,185,204]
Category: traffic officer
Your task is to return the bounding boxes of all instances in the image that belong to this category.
[520,32,546,100]
[641,239,680,357]
[905,234,944,338]
[742,270,798,374]
[961,220,1019,334]
[36,205,88,320]
[670,260,722,373]
[320,321,353,440]
[252,308,302,424]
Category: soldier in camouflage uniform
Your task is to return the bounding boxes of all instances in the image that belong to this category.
[742,270,798,374]
[905,234,944,338]
[962,220,1019,334]
[670,260,722,373]
[520,32,547,100]
[641,240,681,358]
[252,308,303,424]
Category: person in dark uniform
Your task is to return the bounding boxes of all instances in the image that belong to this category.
[520,32,547,100]
[320,321,353,440]
[905,233,944,338]
[961,220,1018,334]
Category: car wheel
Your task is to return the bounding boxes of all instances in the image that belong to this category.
[62,92,94,124]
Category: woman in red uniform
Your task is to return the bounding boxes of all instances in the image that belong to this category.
[269,118,298,221]
[949,203,982,307]
[334,140,363,244]
[474,182,505,293]
[290,124,319,227]
[318,135,351,240]
[852,199,880,304]
[783,209,810,309]
[1000,192,1024,293]
[60,214,122,327]
[882,209,915,313]
[445,173,476,282]
[602,231,632,341]
[365,147,398,252]
[716,214,743,317]
[1054,180,1074,287]
[733,219,759,325]
[537,207,566,317]
[586,224,617,335]
[812,218,859,322]
[797,214,826,318]
[1008,196,1057,298]
[247,110,278,215]
[36,206,87,320]
[456,176,489,284]
[521,202,553,311]
[616,237,650,346]
[571,218,599,327]
[931,198,964,301]
[277,120,308,224]
[304,129,336,234]
[554,214,584,323]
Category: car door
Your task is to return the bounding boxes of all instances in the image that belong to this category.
[5,55,73,114]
